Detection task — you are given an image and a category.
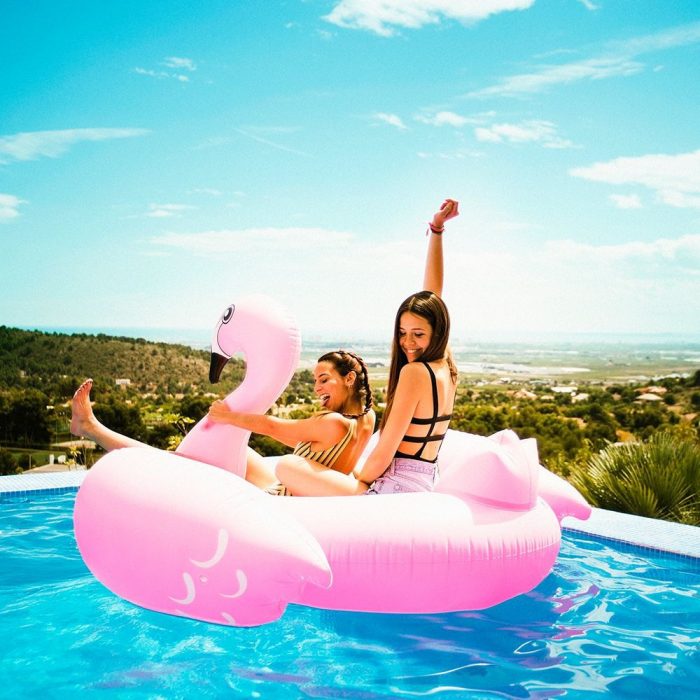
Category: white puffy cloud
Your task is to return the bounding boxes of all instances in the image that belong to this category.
[415,110,470,127]
[571,149,700,209]
[0,193,26,221]
[162,56,196,71]
[0,128,149,164]
[325,0,534,37]
[468,21,700,98]
[372,112,408,130]
[609,193,642,209]
[475,120,575,148]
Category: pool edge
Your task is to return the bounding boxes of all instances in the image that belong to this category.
[2,470,699,560]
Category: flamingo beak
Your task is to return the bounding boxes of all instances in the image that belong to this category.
[209,353,229,383]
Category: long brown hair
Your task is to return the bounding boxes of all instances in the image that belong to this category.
[317,350,373,416]
[380,291,457,429]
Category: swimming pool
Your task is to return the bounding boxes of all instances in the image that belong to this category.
[2,487,698,699]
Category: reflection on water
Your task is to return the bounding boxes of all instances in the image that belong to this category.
[1,493,699,698]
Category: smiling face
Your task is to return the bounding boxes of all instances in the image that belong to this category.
[313,361,354,411]
[399,312,433,363]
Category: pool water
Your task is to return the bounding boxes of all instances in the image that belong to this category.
[1,491,699,699]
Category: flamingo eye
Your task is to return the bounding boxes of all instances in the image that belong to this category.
[222,305,235,324]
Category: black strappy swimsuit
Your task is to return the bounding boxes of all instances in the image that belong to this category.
[394,361,453,463]
[365,362,453,495]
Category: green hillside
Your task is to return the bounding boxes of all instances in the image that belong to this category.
[0,325,243,396]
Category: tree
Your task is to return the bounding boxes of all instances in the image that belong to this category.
[93,397,146,442]
[0,389,51,446]
[179,395,211,423]
[0,449,19,475]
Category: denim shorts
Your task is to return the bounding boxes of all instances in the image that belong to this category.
[364,457,437,495]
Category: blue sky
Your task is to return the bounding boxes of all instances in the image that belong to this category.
[1,0,699,341]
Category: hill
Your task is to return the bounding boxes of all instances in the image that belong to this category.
[0,325,244,397]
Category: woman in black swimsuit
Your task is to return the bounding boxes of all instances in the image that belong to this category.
[274,199,460,496]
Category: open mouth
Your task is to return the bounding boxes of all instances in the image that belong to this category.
[319,394,330,407]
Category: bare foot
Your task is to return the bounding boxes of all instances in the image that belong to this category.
[70,379,97,438]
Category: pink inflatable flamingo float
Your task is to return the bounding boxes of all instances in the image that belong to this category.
[74,295,591,627]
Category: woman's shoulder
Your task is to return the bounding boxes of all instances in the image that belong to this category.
[397,361,432,387]
[400,359,453,385]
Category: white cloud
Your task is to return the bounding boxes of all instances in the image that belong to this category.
[544,234,700,266]
[0,193,27,221]
[373,112,408,130]
[135,67,189,82]
[0,128,149,164]
[468,21,700,97]
[475,120,575,148]
[571,149,700,209]
[135,57,195,82]
[325,0,535,37]
[415,110,470,127]
[440,231,700,337]
[146,203,195,218]
[469,57,643,98]
[162,56,196,71]
[609,193,642,209]
[150,227,354,254]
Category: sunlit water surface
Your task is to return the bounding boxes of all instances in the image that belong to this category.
[1,492,698,699]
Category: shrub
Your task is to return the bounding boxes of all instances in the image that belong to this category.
[0,449,19,475]
[571,431,700,525]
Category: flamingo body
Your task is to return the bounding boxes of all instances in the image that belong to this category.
[74,296,591,626]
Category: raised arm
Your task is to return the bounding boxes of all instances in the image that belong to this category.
[207,401,345,449]
[423,198,459,296]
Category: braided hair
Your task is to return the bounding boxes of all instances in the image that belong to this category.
[317,350,373,416]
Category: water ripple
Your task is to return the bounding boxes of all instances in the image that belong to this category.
[1,495,699,698]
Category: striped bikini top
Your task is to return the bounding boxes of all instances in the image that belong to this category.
[394,361,453,464]
[292,412,356,469]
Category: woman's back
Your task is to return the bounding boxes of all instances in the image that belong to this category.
[332,411,376,474]
[394,360,456,464]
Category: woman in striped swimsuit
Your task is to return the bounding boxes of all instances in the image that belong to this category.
[70,350,375,492]
[274,198,460,496]
[207,350,375,491]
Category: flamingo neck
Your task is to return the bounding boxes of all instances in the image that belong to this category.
[225,356,279,415]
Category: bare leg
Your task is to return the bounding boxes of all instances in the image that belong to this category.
[244,447,278,489]
[275,454,368,496]
[70,379,149,452]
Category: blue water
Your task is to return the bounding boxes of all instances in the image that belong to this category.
[1,492,699,699]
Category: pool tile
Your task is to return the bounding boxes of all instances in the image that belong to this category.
[0,470,87,501]
[563,508,700,560]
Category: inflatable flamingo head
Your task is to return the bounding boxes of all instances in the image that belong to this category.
[208,296,301,384]
[176,294,301,473]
